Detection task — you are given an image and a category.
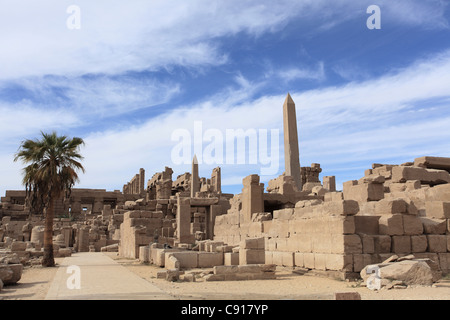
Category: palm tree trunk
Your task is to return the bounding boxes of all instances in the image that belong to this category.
[42,198,55,267]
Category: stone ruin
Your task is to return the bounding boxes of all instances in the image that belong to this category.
[1,94,450,289]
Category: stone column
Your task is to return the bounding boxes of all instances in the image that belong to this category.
[176,195,193,243]
[323,176,336,192]
[241,174,264,222]
[70,197,82,216]
[191,155,200,198]
[212,167,221,194]
[283,93,302,191]
[208,204,222,240]
[77,226,90,252]
[62,226,73,247]
[139,168,145,195]
[92,198,103,215]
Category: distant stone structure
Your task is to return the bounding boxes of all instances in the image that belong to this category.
[1,94,449,285]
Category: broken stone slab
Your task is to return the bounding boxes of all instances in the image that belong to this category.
[382,255,399,264]
[420,217,447,234]
[334,292,361,300]
[343,182,384,202]
[166,268,180,282]
[101,243,119,252]
[56,248,72,258]
[0,263,23,285]
[392,166,450,185]
[397,254,415,262]
[375,198,407,215]
[0,253,20,264]
[360,258,441,290]
[414,156,450,172]
[10,241,28,251]
[379,260,434,286]
[205,264,276,281]
[0,265,13,283]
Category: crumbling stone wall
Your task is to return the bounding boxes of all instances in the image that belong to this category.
[214,157,450,279]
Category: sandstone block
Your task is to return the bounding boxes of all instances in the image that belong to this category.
[224,252,239,266]
[379,214,404,236]
[281,251,295,267]
[373,235,391,253]
[392,166,450,185]
[414,156,450,171]
[331,234,362,254]
[324,254,352,271]
[360,234,375,254]
[0,264,23,285]
[438,253,450,274]
[392,236,411,254]
[354,216,379,235]
[303,253,315,269]
[241,237,265,250]
[426,184,450,201]
[239,249,264,265]
[167,252,198,269]
[124,211,140,219]
[214,265,239,274]
[375,198,407,215]
[0,266,13,283]
[294,252,304,267]
[328,216,356,235]
[324,192,343,202]
[166,268,179,282]
[425,201,450,219]
[314,253,327,270]
[378,260,434,286]
[343,182,384,202]
[402,215,423,235]
[334,292,361,300]
[11,241,27,251]
[353,254,373,272]
[198,252,224,268]
[420,218,447,234]
[322,200,359,216]
[273,208,294,220]
[411,235,428,253]
[427,235,447,253]
[294,234,312,253]
[312,233,332,253]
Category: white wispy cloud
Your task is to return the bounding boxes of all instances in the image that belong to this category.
[0,1,447,80]
[69,49,450,192]
[277,62,326,82]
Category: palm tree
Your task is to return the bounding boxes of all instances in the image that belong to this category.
[14,131,85,267]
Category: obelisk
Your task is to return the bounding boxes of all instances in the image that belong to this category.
[191,154,200,198]
[283,93,302,190]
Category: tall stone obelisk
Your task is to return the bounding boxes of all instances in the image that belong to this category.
[283,93,302,191]
[191,154,200,198]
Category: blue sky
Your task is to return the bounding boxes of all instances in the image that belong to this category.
[1,0,450,197]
